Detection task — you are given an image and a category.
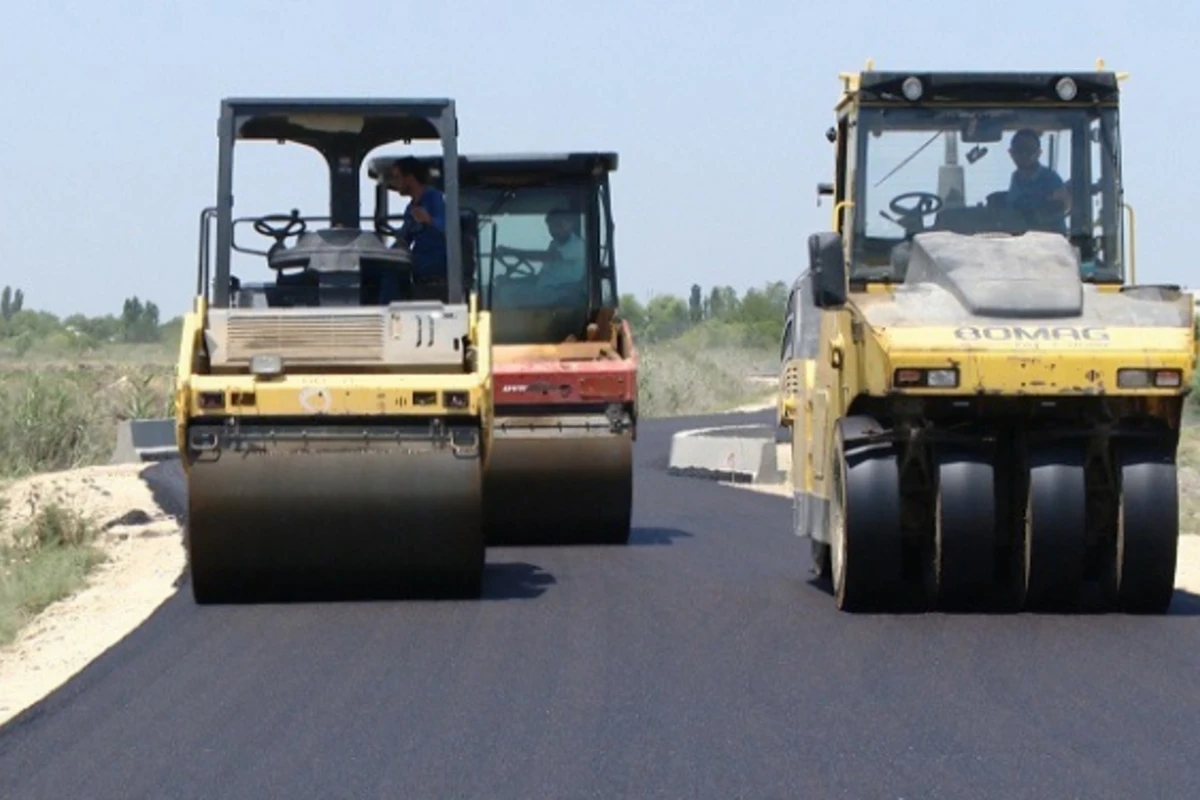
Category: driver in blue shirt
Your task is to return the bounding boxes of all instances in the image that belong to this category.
[386,156,448,301]
[1007,128,1071,234]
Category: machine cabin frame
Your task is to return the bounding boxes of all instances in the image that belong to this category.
[368,152,619,320]
[781,68,1132,433]
[817,70,1127,291]
[203,98,464,308]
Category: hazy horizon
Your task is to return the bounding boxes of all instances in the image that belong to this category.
[2,1,1194,319]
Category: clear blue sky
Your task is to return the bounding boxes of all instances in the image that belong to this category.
[0,1,1193,318]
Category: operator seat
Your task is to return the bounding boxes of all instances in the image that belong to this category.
[266,227,407,307]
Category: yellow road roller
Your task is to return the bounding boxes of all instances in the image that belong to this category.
[779,65,1197,614]
[174,98,492,603]
[368,153,637,546]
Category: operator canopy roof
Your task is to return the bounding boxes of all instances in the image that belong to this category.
[367,152,619,183]
[224,97,456,152]
[852,71,1120,104]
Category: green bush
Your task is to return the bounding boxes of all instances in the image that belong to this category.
[1192,317,1199,409]
[638,344,774,418]
[0,502,106,646]
[0,364,174,478]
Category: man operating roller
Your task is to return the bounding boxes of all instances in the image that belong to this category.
[493,209,587,299]
[385,156,448,301]
[1006,128,1071,235]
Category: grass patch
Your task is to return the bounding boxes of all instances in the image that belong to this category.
[0,337,774,478]
[0,362,174,479]
[0,501,106,647]
[1181,425,1199,468]
[1180,425,1200,535]
[1189,373,1200,422]
[0,334,177,366]
[638,344,775,418]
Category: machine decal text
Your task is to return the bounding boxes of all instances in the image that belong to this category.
[953,326,1109,343]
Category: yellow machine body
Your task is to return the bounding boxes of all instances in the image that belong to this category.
[779,64,1197,614]
[176,97,495,603]
[368,151,638,547]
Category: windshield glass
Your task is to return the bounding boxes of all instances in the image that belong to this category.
[852,105,1123,283]
[459,184,591,310]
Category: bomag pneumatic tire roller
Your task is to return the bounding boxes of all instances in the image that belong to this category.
[175,98,493,604]
[369,152,638,547]
[779,64,1197,614]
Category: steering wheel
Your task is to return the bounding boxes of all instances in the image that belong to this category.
[374,214,403,239]
[495,251,538,281]
[889,191,944,219]
[254,210,307,246]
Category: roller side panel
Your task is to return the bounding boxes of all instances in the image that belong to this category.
[490,360,637,407]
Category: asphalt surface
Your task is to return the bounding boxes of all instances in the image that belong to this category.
[3,410,1200,799]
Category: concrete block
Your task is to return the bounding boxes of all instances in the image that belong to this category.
[111,418,179,464]
[667,424,783,484]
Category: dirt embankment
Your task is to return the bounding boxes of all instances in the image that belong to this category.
[0,462,185,726]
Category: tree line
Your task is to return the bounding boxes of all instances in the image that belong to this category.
[1,286,25,320]
[0,285,180,354]
[618,281,789,348]
[0,279,792,355]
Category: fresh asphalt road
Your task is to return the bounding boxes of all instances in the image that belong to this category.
[2,411,1200,799]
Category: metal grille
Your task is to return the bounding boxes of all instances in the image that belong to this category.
[225,314,385,361]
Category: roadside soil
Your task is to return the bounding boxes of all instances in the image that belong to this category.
[722,377,778,414]
[0,463,185,727]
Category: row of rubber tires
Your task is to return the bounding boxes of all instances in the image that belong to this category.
[810,423,1179,614]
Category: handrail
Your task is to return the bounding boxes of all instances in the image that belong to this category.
[1123,201,1137,284]
[197,207,217,299]
[831,199,853,232]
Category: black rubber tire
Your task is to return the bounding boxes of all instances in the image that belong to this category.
[830,433,903,612]
[1018,446,1087,611]
[929,451,996,611]
[1105,442,1178,614]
